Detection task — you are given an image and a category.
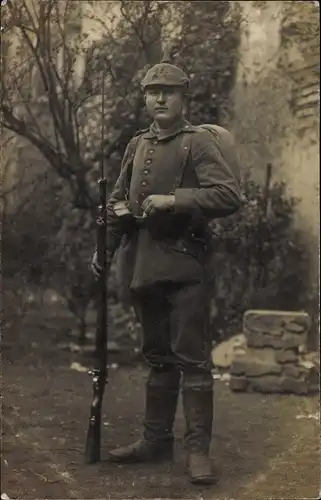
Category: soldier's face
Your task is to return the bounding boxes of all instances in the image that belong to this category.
[145,86,185,125]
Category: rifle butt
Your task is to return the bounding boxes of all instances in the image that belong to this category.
[84,421,101,464]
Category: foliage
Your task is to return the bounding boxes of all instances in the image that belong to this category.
[1,163,63,328]
[210,170,314,340]
[1,0,239,338]
[174,1,241,125]
[2,1,315,347]
[44,207,96,343]
[1,0,239,194]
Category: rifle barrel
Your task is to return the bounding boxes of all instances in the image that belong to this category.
[85,69,108,464]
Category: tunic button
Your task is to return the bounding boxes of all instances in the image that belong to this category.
[153,140,158,144]
[148,149,155,154]
[143,169,149,175]
[145,159,152,165]
[141,181,147,187]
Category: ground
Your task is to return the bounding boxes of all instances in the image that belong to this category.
[2,307,320,500]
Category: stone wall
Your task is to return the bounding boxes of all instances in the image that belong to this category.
[230,1,319,283]
[230,310,319,395]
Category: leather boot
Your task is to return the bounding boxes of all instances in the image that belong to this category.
[182,372,217,485]
[108,366,180,463]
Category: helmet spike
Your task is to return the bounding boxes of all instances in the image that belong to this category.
[141,43,189,90]
[160,44,180,64]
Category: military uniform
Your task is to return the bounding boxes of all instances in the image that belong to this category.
[104,59,244,484]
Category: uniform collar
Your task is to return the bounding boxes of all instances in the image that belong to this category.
[143,118,194,141]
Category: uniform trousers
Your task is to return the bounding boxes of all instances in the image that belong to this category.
[131,280,213,387]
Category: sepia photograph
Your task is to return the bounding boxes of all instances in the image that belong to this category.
[1,0,320,499]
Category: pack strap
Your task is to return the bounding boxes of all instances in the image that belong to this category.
[170,133,192,191]
[124,135,141,200]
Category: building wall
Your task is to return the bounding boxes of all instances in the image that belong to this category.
[231,0,319,280]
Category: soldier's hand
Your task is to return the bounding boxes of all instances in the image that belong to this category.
[91,250,113,279]
[141,194,175,216]
[91,251,102,279]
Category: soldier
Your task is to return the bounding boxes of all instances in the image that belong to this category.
[92,53,244,485]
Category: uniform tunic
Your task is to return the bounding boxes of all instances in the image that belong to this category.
[107,119,243,292]
[106,118,243,369]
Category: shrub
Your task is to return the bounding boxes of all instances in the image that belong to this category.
[210,169,315,341]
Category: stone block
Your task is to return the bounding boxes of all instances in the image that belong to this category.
[247,347,277,364]
[246,331,302,350]
[280,377,309,395]
[248,375,280,393]
[229,376,248,392]
[306,366,320,388]
[300,362,319,393]
[275,349,298,364]
[283,364,306,379]
[211,334,247,368]
[231,356,282,377]
[243,310,310,343]
[248,375,309,395]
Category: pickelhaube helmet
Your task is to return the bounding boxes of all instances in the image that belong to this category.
[141,45,189,90]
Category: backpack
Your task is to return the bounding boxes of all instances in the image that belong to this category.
[124,123,241,199]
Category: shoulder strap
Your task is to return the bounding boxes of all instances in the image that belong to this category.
[171,133,193,190]
[123,134,143,199]
[127,134,142,163]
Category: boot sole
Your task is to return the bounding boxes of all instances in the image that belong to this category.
[108,450,174,464]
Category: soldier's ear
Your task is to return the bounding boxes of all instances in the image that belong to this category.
[182,92,189,116]
[182,101,187,117]
[182,90,189,104]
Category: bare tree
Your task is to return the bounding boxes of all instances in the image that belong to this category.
[0,0,174,340]
[1,0,239,341]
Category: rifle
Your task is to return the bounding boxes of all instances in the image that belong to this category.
[85,70,108,464]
